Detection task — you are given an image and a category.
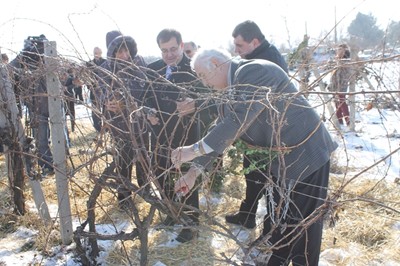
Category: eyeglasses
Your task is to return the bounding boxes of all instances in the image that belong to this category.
[161,46,179,54]
[185,50,193,54]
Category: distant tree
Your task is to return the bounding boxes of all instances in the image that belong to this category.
[386,21,400,47]
[348,12,384,49]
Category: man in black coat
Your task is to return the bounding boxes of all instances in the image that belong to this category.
[225,20,290,229]
[147,28,216,243]
[86,47,106,133]
[9,35,55,176]
[232,20,288,72]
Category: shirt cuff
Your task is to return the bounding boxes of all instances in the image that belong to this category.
[199,139,213,154]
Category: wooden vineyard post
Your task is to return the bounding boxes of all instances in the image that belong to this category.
[44,41,73,245]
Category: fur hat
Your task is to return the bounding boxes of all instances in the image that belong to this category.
[106,35,138,59]
[106,30,122,48]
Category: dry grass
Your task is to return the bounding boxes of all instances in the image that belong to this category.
[322,176,400,265]
[106,231,218,266]
[0,117,399,265]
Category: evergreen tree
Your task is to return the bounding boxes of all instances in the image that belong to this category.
[348,12,384,49]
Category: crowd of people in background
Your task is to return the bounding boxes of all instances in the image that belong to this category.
[0,19,354,265]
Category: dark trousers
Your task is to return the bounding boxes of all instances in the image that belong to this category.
[334,93,350,126]
[111,118,149,202]
[115,139,135,202]
[115,138,149,201]
[35,115,53,170]
[89,88,102,133]
[239,156,267,218]
[74,86,83,101]
[133,132,151,190]
[65,99,75,132]
[91,100,102,133]
[262,161,330,266]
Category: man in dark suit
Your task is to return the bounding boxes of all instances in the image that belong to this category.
[171,48,337,265]
[147,28,216,243]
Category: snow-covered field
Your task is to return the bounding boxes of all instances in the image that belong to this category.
[0,61,399,265]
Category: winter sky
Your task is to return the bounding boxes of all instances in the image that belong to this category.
[1,0,400,59]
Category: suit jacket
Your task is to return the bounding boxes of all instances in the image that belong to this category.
[147,55,216,147]
[200,58,337,182]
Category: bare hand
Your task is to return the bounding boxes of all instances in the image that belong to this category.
[176,97,195,117]
[147,113,160,125]
[105,100,122,113]
[174,167,199,196]
[171,145,197,168]
[73,78,84,86]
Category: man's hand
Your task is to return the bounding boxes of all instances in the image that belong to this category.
[174,167,200,196]
[146,113,159,125]
[105,100,122,113]
[171,145,198,168]
[176,97,195,117]
[73,78,84,86]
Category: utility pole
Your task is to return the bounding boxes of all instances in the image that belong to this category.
[334,6,338,44]
[305,21,308,36]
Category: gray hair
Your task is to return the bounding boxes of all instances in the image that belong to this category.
[191,48,232,71]
[185,41,197,49]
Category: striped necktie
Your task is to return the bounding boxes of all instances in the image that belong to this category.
[166,65,176,80]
